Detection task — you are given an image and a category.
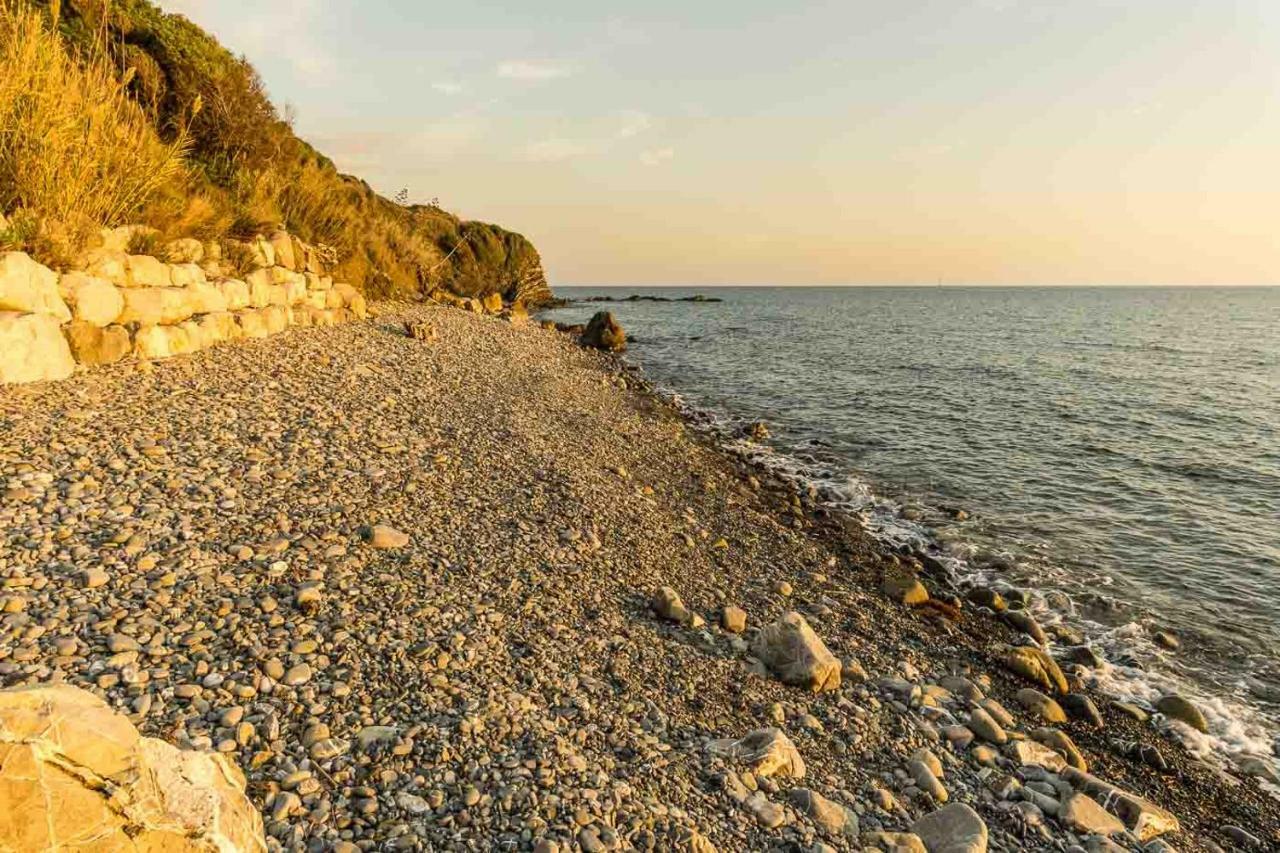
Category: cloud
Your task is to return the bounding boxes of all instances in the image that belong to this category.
[523,137,593,163]
[432,81,464,95]
[640,147,675,166]
[497,60,574,82]
[615,110,652,139]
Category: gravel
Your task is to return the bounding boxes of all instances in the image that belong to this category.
[1,302,1276,852]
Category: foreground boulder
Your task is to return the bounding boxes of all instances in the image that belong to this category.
[582,311,626,351]
[0,683,266,851]
[753,611,841,692]
[0,312,75,383]
[706,728,806,778]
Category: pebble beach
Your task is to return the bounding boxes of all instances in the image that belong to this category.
[2,303,1277,852]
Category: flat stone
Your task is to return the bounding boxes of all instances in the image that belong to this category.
[911,803,988,853]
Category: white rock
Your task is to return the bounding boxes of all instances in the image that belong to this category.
[238,309,269,338]
[133,324,194,360]
[58,272,122,327]
[118,287,195,326]
[125,254,172,288]
[217,279,251,310]
[0,252,70,321]
[184,280,230,314]
[0,312,74,383]
[168,262,206,287]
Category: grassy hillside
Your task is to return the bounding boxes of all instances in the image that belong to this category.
[0,0,550,303]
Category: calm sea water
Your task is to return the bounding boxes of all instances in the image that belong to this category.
[546,286,1280,763]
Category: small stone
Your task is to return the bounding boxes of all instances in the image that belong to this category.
[652,586,692,624]
[79,567,109,589]
[789,788,858,839]
[967,708,1007,745]
[721,605,747,633]
[281,663,312,686]
[366,524,409,549]
[1016,688,1067,723]
[911,803,988,853]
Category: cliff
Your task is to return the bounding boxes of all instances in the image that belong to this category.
[0,0,551,305]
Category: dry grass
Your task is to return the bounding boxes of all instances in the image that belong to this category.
[0,3,190,264]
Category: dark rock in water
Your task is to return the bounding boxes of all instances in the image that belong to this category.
[1155,694,1209,733]
[1004,610,1047,645]
[581,312,626,351]
[966,586,1007,613]
[582,293,723,303]
[555,322,585,335]
[1153,630,1180,651]
[1048,624,1084,645]
[1062,694,1105,728]
[1063,645,1104,668]
[741,421,770,441]
[1003,588,1031,608]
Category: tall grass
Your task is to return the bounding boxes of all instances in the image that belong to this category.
[0,2,188,262]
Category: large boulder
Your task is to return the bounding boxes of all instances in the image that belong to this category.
[0,683,266,851]
[753,611,841,692]
[65,321,132,366]
[0,252,70,321]
[134,324,196,360]
[125,254,172,288]
[118,287,196,326]
[1060,766,1180,840]
[269,231,297,271]
[582,311,626,351]
[58,272,123,327]
[0,312,75,383]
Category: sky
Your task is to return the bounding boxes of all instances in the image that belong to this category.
[162,0,1280,286]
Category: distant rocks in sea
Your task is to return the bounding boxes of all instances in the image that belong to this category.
[580,293,723,303]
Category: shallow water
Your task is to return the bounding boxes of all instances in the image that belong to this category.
[546,286,1280,763]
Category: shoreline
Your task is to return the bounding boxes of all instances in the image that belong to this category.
[1,302,1277,850]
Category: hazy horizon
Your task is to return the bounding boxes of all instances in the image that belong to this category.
[165,1,1280,287]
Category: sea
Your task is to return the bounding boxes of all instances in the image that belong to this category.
[543,285,1280,775]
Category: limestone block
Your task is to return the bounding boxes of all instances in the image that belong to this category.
[125,254,172,288]
[177,320,207,353]
[0,312,75,383]
[217,279,251,311]
[56,272,121,327]
[304,289,328,309]
[198,311,242,344]
[200,261,224,279]
[238,309,269,338]
[247,277,272,309]
[164,238,204,264]
[0,682,266,852]
[64,321,131,366]
[348,292,367,319]
[284,278,307,307]
[245,267,272,291]
[324,288,344,309]
[133,324,193,359]
[250,235,274,268]
[169,263,206,287]
[265,284,288,308]
[185,280,229,315]
[0,252,70,321]
[261,304,290,334]
[291,235,307,271]
[482,292,503,313]
[304,272,329,291]
[118,287,195,326]
[269,231,296,271]
[291,306,313,327]
[79,248,129,286]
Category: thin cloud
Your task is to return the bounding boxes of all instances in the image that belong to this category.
[497,60,574,82]
[615,110,652,139]
[432,81,464,95]
[640,147,675,166]
[523,137,592,162]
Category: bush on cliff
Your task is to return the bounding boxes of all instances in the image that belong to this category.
[0,0,551,304]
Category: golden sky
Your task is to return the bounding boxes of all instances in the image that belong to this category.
[168,0,1280,285]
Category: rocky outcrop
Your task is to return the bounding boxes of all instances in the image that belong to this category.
[0,683,265,851]
[0,227,368,385]
[582,311,627,352]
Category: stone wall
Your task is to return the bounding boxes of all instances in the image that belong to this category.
[0,227,367,385]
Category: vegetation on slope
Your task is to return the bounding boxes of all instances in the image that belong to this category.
[0,0,549,303]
